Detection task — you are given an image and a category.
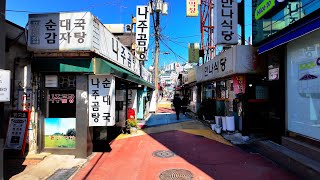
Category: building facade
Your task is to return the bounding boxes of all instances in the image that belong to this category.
[253,0,320,143]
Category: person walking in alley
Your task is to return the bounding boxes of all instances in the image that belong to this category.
[173,94,182,120]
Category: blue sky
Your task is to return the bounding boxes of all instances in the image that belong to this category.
[6,0,200,68]
[6,0,251,68]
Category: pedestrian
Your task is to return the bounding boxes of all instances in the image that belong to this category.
[173,94,182,120]
[181,95,188,115]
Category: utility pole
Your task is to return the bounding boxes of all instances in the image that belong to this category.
[154,8,160,103]
[149,0,168,112]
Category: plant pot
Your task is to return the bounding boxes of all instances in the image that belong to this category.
[222,116,227,131]
[215,126,222,134]
[226,116,235,131]
[215,116,222,127]
[130,127,138,134]
[210,124,216,131]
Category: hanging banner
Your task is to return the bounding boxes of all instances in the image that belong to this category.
[188,43,199,63]
[136,6,150,61]
[233,75,246,94]
[89,75,115,126]
[213,0,238,45]
[186,0,199,17]
[0,69,11,102]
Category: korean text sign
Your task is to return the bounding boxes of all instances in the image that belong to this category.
[135,6,150,61]
[0,69,10,102]
[5,111,30,151]
[186,0,199,17]
[28,12,92,50]
[89,75,115,126]
[213,0,238,45]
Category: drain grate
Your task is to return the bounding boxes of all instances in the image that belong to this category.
[152,150,175,158]
[46,166,78,180]
[159,169,194,180]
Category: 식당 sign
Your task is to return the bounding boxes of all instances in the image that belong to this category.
[213,0,238,45]
[0,69,11,102]
[186,0,199,17]
[88,75,115,126]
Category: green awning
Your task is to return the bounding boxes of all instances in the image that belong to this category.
[32,58,94,73]
[32,57,154,89]
[94,58,154,89]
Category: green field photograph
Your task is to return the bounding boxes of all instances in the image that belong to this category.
[44,118,76,148]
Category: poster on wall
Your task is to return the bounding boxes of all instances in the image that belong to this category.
[128,89,137,112]
[44,118,76,148]
[232,75,246,94]
[89,75,115,126]
[5,111,30,155]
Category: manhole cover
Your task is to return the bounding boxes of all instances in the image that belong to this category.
[152,150,175,158]
[159,169,194,180]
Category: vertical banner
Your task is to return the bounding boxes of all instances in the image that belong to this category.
[213,0,238,45]
[136,6,150,61]
[89,75,115,126]
[232,75,246,94]
[186,0,199,17]
[188,43,200,63]
[128,89,138,111]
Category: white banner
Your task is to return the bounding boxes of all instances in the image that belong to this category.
[28,12,93,51]
[0,69,11,102]
[135,6,150,61]
[88,75,115,126]
[128,89,137,112]
[213,0,238,45]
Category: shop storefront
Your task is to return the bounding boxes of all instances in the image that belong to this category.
[253,0,320,142]
[287,29,320,141]
[197,45,262,133]
[27,12,154,157]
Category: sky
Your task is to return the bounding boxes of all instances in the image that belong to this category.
[6,0,200,68]
[5,0,251,69]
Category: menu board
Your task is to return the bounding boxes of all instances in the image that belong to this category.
[5,111,30,154]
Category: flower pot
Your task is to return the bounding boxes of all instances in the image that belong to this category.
[221,116,227,131]
[210,124,216,131]
[215,126,222,134]
[226,116,235,131]
[215,116,222,127]
[130,127,137,134]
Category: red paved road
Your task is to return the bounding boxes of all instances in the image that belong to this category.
[73,130,298,180]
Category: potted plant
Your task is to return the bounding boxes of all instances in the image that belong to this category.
[127,116,138,134]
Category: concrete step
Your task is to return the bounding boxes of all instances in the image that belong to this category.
[282,137,320,162]
[253,140,320,179]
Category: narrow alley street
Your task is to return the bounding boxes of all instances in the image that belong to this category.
[69,99,298,180]
[5,99,299,180]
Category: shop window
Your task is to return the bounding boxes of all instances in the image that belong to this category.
[47,89,76,118]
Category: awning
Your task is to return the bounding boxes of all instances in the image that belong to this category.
[94,58,154,89]
[32,58,94,73]
[32,58,154,89]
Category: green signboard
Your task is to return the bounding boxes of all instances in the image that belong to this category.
[255,0,276,20]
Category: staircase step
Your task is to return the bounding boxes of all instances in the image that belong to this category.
[282,136,320,162]
[253,140,320,179]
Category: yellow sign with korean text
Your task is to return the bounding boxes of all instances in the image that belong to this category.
[186,0,199,17]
